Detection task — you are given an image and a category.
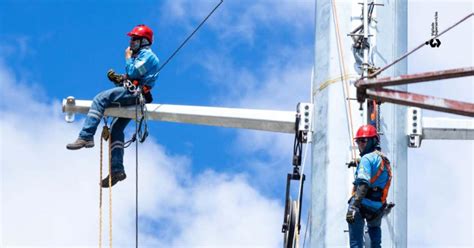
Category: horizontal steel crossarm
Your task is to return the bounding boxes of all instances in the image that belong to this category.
[62,99,296,133]
[366,88,474,117]
[356,67,474,88]
[422,117,474,140]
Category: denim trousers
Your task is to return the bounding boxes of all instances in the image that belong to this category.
[79,86,137,173]
[348,210,382,248]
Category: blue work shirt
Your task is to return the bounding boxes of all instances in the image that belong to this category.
[125,47,160,89]
[354,151,390,212]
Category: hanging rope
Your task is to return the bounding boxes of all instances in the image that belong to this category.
[99,122,113,248]
[134,95,141,248]
[107,128,113,248]
[331,0,357,161]
[99,126,106,248]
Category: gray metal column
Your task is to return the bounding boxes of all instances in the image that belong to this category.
[311,0,359,246]
[376,0,408,246]
[311,0,407,246]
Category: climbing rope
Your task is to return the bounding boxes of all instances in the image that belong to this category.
[99,121,113,248]
[331,0,358,161]
[108,128,113,248]
[134,95,141,248]
[99,126,105,248]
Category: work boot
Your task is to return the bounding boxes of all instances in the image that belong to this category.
[101,171,127,188]
[107,69,125,86]
[66,138,94,150]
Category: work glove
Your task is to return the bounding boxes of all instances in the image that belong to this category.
[346,204,359,224]
[107,69,125,86]
[383,202,396,216]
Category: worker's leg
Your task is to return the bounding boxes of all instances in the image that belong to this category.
[110,117,131,173]
[348,211,365,248]
[100,117,131,188]
[367,214,382,248]
[79,87,135,140]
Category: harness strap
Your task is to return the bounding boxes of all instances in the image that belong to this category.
[370,151,392,203]
[132,80,151,94]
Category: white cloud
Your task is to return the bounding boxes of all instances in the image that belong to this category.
[160,0,314,44]
[0,62,283,247]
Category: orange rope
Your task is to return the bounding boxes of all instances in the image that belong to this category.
[331,0,357,160]
[108,137,113,247]
[99,133,103,248]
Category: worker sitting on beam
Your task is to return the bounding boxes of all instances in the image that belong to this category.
[66,24,160,188]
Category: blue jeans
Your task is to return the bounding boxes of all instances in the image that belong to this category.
[79,86,137,173]
[348,210,382,248]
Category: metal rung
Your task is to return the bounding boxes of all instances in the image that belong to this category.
[358,2,384,6]
[347,33,373,37]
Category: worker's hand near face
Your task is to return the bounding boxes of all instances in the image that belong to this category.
[125,47,133,59]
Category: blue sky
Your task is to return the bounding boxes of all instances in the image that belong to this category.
[1,0,473,247]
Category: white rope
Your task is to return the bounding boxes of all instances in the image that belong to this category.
[302,209,312,248]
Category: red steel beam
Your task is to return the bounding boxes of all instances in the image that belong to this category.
[356,66,474,88]
[366,88,474,117]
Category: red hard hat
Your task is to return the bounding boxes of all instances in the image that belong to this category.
[127,24,153,44]
[354,124,378,139]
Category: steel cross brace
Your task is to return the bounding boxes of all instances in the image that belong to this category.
[355,66,474,117]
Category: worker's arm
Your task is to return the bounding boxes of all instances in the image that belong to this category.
[125,48,150,79]
[346,156,371,224]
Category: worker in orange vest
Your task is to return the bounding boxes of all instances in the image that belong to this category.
[346,124,393,247]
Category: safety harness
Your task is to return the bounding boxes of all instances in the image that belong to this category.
[363,150,393,204]
[352,150,392,204]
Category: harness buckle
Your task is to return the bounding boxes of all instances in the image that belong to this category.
[123,79,139,94]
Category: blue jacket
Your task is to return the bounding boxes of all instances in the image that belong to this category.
[125,47,160,89]
[354,151,391,212]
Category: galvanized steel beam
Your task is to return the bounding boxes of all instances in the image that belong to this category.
[366,88,474,117]
[357,66,474,88]
[62,98,296,133]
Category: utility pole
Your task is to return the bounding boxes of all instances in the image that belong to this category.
[311,0,407,246]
